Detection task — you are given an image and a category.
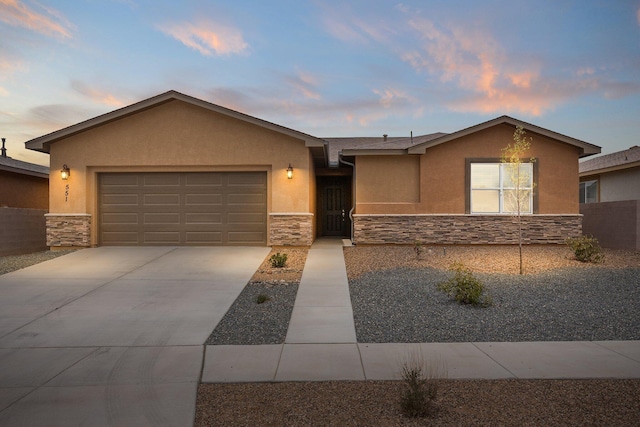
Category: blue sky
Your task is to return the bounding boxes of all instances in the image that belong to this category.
[1,0,639,166]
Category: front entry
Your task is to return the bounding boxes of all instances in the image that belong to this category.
[317,176,352,237]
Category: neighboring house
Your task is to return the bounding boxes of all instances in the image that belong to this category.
[24,90,600,249]
[578,146,640,250]
[0,140,49,256]
[0,140,49,209]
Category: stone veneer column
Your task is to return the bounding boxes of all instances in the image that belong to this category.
[45,213,91,248]
[353,214,582,245]
[269,213,313,246]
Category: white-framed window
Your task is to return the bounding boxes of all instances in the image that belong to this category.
[470,163,533,214]
[579,180,598,204]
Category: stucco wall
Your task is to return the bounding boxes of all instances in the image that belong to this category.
[356,156,419,203]
[0,171,48,210]
[48,100,314,246]
[599,168,640,202]
[355,124,581,215]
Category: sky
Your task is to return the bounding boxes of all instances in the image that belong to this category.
[1,0,639,167]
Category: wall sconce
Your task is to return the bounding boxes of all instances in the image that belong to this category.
[286,164,293,179]
[61,164,70,180]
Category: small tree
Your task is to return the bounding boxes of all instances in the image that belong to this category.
[501,126,535,274]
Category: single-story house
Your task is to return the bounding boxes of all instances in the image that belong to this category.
[0,139,49,210]
[24,90,601,249]
[0,139,49,256]
[578,146,640,250]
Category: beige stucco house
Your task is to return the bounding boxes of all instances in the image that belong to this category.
[25,90,600,249]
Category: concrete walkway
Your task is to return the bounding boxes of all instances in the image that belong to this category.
[0,246,270,427]
[202,238,640,383]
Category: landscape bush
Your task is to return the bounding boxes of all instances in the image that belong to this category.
[565,235,604,263]
[437,262,491,306]
[269,252,288,268]
[399,351,445,418]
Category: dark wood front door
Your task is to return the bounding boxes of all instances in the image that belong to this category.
[318,177,351,237]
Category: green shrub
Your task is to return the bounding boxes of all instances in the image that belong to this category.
[269,252,288,268]
[437,262,491,306]
[565,235,604,263]
[256,294,271,304]
[399,351,444,418]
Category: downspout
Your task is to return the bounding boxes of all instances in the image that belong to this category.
[339,153,356,244]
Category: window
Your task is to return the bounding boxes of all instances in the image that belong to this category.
[579,180,598,203]
[470,163,533,214]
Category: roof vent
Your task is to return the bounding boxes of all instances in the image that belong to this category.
[1,138,6,158]
[383,134,388,141]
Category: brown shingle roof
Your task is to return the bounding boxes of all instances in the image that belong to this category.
[0,155,49,178]
[579,146,640,174]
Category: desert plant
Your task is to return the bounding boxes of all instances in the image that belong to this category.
[256,293,271,304]
[399,350,446,418]
[437,262,491,306]
[501,125,536,275]
[269,252,288,268]
[414,241,424,260]
[566,235,604,263]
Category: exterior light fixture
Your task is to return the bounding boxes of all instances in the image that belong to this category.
[287,164,293,179]
[61,164,70,180]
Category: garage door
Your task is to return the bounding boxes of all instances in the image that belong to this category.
[99,172,267,246]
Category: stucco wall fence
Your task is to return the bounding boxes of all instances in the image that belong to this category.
[0,208,48,256]
[580,200,640,250]
[353,214,582,245]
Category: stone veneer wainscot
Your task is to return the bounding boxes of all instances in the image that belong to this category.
[269,213,313,246]
[353,214,582,245]
[45,213,91,247]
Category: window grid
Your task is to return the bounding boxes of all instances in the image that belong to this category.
[470,163,533,214]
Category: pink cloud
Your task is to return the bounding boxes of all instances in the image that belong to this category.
[637,7,640,25]
[403,18,564,116]
[0,0,73,38]
[285,70,322,100]
[159,20,248,56]
[71,81,128,107]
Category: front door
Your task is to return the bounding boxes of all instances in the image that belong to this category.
[318,177,351,237]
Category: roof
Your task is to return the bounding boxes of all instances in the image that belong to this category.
[342,115,601,159]
[0,155,49,178]
[579,145,640,175]
[326,133,446,166]
[24,90,328,167]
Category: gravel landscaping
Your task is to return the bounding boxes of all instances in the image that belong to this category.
[0,250,77,275]
[197,244,640,426]
[350,266,640,343]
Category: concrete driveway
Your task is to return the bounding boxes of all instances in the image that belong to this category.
[0,246,269,426]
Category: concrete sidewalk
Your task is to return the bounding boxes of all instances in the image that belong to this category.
[202,238,640,383]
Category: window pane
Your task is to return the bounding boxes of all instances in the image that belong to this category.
[503,163,533,188]
[585,180,598,203]
[579,182,586,204]
[471,190,500,213]
[471,164,499,188]
[503,189,532,213]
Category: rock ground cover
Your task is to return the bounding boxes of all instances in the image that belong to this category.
[197,244,640,426]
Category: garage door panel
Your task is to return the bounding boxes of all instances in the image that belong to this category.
[102,232,139,244]
[101,174,140,186]
[144,194,181,205]
[143,174,181,186]
[100,172,266,246]
[143,213,180,224]
[144,232,181,244]
[185,213,222,224]
[102,213,138,224]
[185,173,223,186]
[185,194,222,205]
